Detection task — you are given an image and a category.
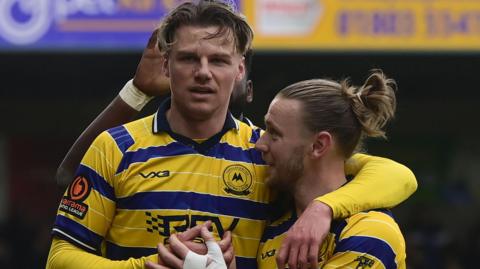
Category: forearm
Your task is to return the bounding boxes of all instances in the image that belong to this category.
[55,96,138,188]
[315,153,417,219]
[47,238,156,269]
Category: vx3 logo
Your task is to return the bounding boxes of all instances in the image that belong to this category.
[261,249,276,260]
[139,171,170,179]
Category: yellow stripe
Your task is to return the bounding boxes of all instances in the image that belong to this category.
[115,156,270,203]
[341,212,405,254]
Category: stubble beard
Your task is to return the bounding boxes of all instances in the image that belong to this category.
[267,145,306,193]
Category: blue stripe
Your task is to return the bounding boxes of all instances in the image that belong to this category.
[76,164,116,202]
[260,215,296,243]
[335,236,397,269]
[117,191,269,221]
[249,128,262,144]
[108,125,134,153]
[210,142,265,165]
[236,256,257,269]
[116,142,196,174]
[53,215,103,252]
[330,219,348,244]
[116,141,265,174]
[105,241,156,260]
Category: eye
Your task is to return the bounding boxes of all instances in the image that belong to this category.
[211,57,229,65]
[179,55,197,62]
[265,127,279,141]
[270,132,279,141]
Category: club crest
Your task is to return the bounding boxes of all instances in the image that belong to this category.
[222,165,253,196]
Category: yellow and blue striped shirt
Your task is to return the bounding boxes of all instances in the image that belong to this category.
[52,99,271,268]
[258,209,406,269]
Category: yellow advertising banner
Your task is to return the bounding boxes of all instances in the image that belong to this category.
[242,0,480,51]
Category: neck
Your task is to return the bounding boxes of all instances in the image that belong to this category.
[167,105,228,139]
[293,156,347,215]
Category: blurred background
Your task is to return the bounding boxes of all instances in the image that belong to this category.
[1,0,479,268]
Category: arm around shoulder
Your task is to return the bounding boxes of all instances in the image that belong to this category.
[315,153,417,219]
[347,153,418,196]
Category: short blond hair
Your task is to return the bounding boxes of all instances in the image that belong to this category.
[158,0,253,56]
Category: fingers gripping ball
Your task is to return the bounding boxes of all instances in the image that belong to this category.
[183,226,227,269]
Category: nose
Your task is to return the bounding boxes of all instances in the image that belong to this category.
[255,134,268,153]
[194,58,212,83]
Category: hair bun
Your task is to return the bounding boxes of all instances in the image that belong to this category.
[348,70,397,138]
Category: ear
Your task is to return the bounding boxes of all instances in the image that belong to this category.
[163,55,170,78]
[310,131,332,159]
[246,80,253,103]
[235,56,246,82]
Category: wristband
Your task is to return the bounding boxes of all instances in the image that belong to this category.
[183,251,208,269]
[205,240,227,269]
[118,79,153,111]
[182,241,227,269]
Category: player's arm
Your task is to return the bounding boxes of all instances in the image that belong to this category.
[316,153,417,219]
[51,130,164,269]
[50,131,138,268]
[46,238,157,269]
[47,230,215,269]
[55,95,139,188]
[55,29,169,189]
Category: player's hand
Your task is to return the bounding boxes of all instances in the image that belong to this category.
[146,224,228,269]
[132,29,170,96]
[276,201,332,269]
[176,222,234,266]
[218,231,234,268]
[177,223,209,255]
[144,224,206,269]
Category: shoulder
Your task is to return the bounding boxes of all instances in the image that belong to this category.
[102,114,156,153]
[260,210,296,243]
[232,119,263,145]
[115,114,155,141]
[343,210,404,243]
[334,210,406,268]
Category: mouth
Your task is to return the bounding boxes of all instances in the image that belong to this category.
[189,86,215,94]
[261,154,273,166]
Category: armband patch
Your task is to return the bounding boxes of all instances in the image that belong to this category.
[59,176,91,219]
